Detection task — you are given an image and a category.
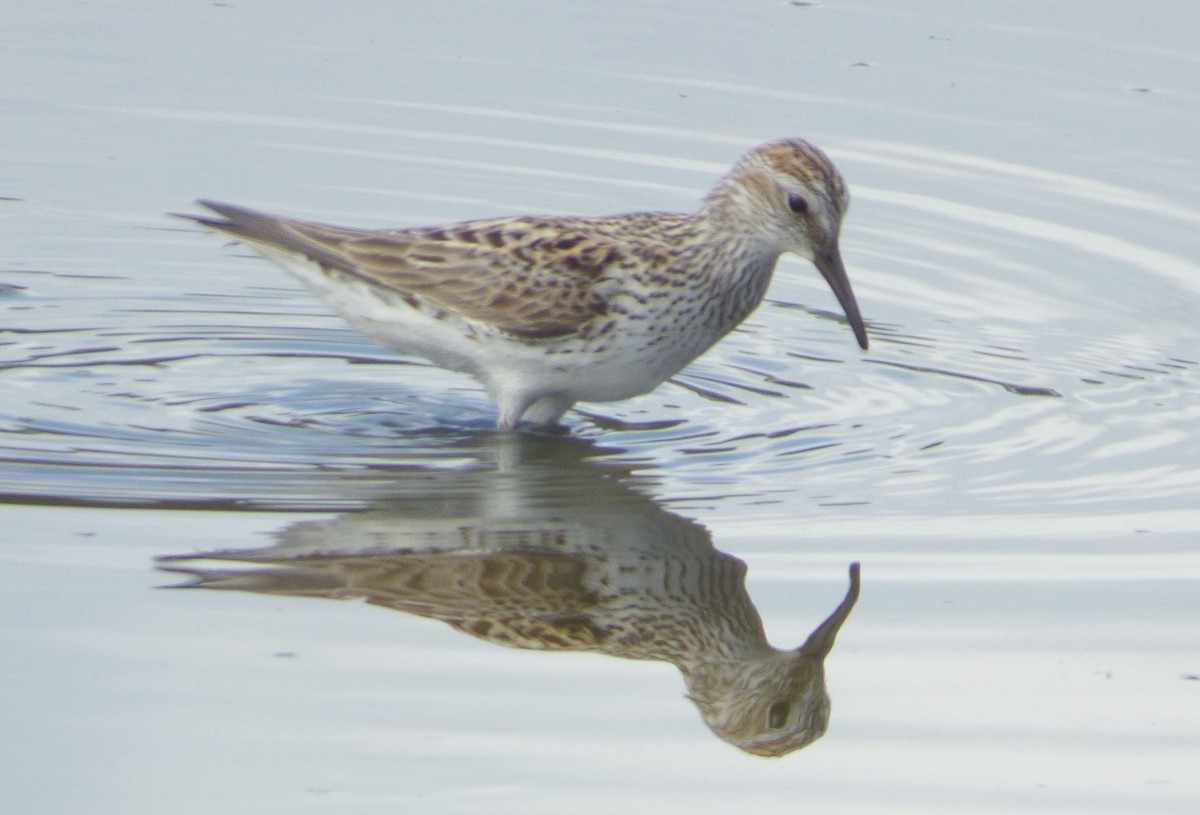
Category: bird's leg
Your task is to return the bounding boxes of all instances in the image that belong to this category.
[521,395,574,428]
[493,392,573,431]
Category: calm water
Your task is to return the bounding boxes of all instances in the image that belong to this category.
[3,2,1198,813]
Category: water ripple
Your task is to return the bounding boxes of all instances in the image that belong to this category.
[2,130,1198,517]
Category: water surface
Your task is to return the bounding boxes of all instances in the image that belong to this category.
[2,2,1198,814]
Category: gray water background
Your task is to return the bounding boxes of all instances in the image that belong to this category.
[2,3,1198,813]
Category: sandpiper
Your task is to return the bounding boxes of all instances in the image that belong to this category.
[182,138,868,430]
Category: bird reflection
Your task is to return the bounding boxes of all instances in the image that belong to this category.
[159,437,860,757]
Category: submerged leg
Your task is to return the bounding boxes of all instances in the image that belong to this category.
[494,392,573,431]
[522,395,574,428]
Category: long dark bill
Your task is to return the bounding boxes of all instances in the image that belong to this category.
[814,244,869,350]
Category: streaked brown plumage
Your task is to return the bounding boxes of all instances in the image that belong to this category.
[181,138,867,429]
[160,483,861,758]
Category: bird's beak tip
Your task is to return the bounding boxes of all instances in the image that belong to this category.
[813,246,869,352]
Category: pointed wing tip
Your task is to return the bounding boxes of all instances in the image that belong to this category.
[191,199,265,224]
[169,199,243,229]
[173,200,298,248]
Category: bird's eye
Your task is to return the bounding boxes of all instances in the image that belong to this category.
[767,701,791,729]
[786,193,809,214]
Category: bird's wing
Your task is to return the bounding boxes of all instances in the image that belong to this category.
[187,200,627,339]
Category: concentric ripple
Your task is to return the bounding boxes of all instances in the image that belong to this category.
[2,118,1198,518]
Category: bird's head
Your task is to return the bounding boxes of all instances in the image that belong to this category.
[683,562,862,757]
[705,138,868,350]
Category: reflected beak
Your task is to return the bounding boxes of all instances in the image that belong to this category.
[798,562,861,658]
[813,244,869,350]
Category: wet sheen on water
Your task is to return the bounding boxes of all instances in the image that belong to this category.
[2,3,1199,813]
[2,132,1197,516]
